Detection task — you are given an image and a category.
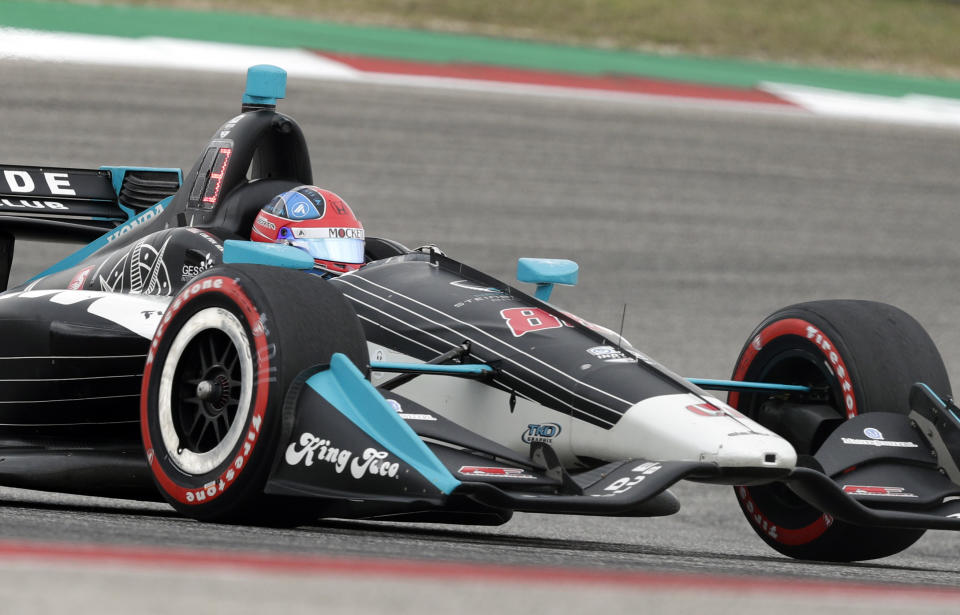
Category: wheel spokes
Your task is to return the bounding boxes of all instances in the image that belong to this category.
[172,328,245,455]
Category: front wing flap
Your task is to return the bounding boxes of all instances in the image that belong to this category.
[456,459,718,516]
[781,403,960,530]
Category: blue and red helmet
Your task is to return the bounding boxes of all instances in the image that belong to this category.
[251,185,365,274]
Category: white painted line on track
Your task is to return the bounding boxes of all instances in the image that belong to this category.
[3,27,960,128]
[761,82,960,128]
[0,27,360,78]
[0,26,810,119]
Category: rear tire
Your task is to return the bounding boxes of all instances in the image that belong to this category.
[730,300,950,561]
[141,264,368,523]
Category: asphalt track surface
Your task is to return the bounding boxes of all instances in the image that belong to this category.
[1,61,959,612]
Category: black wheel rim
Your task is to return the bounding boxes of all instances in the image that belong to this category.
[172,329,243,454]
[739,342,845,525]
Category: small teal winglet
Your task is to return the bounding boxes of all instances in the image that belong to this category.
[517,257,579,301]
[306,354,461,494]
[687,378,811,393]
[242,64,287,106]
[223,239,314,269]
[370,362,493,376]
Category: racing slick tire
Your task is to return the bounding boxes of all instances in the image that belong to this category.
[141,264,368,523]
[729,300,950,561]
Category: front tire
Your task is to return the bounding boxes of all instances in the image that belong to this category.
[730,300,950,561]
[141,264,368,523]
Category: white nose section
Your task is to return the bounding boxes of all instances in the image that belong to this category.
[577,393,797,473]
[709,430,797,470]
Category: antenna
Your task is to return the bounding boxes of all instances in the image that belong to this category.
[617,303,627,351]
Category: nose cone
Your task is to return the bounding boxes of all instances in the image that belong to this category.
[578,394,797,477]
[709,429,797,471]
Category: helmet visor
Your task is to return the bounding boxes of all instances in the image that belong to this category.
[289,237,365,265]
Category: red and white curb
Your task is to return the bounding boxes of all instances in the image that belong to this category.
[0,538,958,605]
[2,27,960,128]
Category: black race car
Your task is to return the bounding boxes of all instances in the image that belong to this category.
[2,65,960,562]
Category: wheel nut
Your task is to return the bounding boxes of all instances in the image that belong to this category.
[197,380,215,400]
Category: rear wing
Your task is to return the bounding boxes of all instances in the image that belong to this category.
[0,165,181,241]
[0,164,181,289]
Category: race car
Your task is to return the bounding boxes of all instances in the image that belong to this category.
[2,65,960,562]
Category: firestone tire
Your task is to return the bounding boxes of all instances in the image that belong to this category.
[141,264,368,523]
[729,300,950,561]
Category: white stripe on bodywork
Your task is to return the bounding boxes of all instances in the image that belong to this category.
[340,275,636,409]
[351,294,614,424]
[0,393,140,404]
[343,281,622,420]
[85,293,171,338]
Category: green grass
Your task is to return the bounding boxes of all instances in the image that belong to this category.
[67,0,960,77]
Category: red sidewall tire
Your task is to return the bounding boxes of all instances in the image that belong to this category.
[141,265,368,523]
[141,274,274,516]
[730,300,949,561]
[731,317,849,548]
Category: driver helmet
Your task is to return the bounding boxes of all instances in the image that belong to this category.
[250,185,365,275]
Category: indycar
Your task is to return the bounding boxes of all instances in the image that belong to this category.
[2,65,960,562]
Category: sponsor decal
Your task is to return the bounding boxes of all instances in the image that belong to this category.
[521,422,562,444]
[284,432,400,479]
[255,215,277,231]
[454,295,510,308]
[684,403,748,420]
[592,462,661,497]
[450,280,503,294]
[181,253,216,282]
[399,413,437,422]
[841,429,918,448]
[184,227,224,253]
[501,307,569,337]
[386,398,437,421]
[0,198,68,210]
[842,485,918,498]
[68,266,93,290]
[738,485,834,544]
[731,319,858,419]
[147,277,226,364]
[217,114,244,138]
[840,437,918,448]
[804,324,856,417]
[686,403,725,417]
[291,226,365,240]
[328,227,364,239]
[450,280,509,308]
[289,200,319,220]
[105,202,165,243]
[458,466,538,479]
[586,345,634,363]
[86,295,168,339]
[1,169,76,196]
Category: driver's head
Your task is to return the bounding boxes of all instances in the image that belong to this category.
[251,185,364,275]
